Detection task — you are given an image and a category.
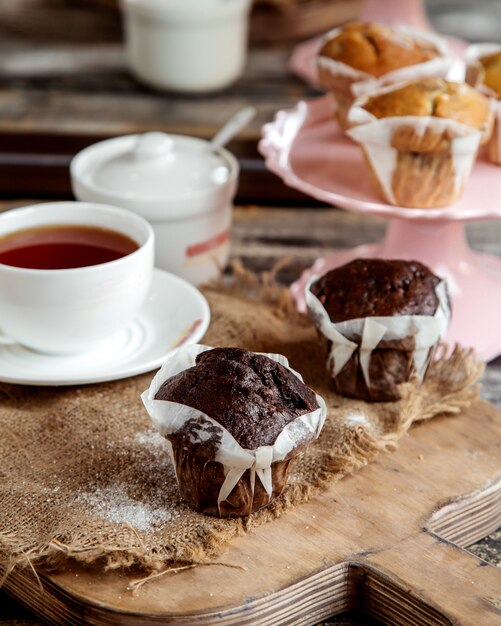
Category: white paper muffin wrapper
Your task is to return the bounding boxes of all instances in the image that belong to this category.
[345,83,487,205]
[465,43,501,78]
[142,344,327,511]
[317,25,453,99]
[306,277,450,388]
[465,43,501,164]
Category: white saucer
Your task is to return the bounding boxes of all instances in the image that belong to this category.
[0,269,210,386]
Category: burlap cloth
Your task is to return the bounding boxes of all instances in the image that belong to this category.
[0,265,483,584]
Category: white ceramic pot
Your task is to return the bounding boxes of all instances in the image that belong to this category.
[121,0,252,93]
[0,202,154,355]
[71,132,239,286]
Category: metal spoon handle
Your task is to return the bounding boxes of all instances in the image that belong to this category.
[210,106,257,151]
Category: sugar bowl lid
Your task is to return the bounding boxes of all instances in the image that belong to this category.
[72,132,233,202]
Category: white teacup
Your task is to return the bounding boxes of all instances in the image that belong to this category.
[0,202,154,355]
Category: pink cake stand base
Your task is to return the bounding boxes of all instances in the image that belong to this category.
[259,97,501,362]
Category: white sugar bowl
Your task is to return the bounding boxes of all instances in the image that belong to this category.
[121,0,252,93]
[71,132,239,285]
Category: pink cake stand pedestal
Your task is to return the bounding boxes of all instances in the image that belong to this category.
[258,97,501,362]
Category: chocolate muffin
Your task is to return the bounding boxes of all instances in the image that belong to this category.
[155,347,319,449]
[312,259,440,321]
[144,346,326,517]
[307,259,450,403]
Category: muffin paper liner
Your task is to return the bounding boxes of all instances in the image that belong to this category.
[317,26,452,99]
[306,278,450,389]
[142,344,327,513]
[345,84,489,206]
[465,43,501,164]
[465,43,501,88]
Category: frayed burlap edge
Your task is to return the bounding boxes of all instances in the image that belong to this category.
[0,261,484,585]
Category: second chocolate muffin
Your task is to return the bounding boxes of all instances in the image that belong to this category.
[307,259,450,402]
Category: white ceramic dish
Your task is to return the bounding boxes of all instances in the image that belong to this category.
[121,0,252,93]
[0,268,210,386]
[71,132,239,286]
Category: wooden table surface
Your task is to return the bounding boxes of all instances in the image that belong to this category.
[0,1,500,624]
[0,205,499,625]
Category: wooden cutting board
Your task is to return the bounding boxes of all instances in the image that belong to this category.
[2,399,501,625]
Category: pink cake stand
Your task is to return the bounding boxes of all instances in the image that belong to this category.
[258,96,501,362]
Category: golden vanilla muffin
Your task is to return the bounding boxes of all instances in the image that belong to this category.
[363,79,491,133]
[317,22,450,129]
[479,51,501,97]
[319,22,439,78]
[347,79,493,208]
[466,45,501,165]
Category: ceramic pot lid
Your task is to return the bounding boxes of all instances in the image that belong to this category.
[91,132,230,200]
